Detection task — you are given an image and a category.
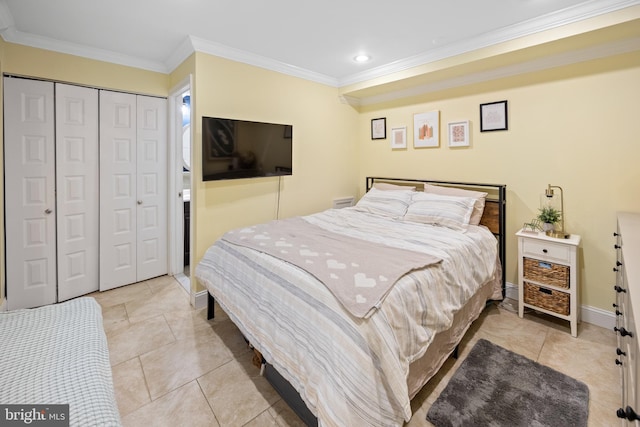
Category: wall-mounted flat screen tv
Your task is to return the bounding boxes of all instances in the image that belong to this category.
[202,116,293,181]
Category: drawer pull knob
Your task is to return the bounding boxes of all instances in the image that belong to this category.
[614,303,619,308]
[616,310,623,316]
[614,232,620,237]
[626,407,640,421]
[617,261,623,267]
[542,249,548,253]
[614,267,620,272]
[617,348,627,356]
[615,244,621,249]
[616,359,623,366]
[614,326,634,337]
[618,408,627,419]
[614,285,627,293]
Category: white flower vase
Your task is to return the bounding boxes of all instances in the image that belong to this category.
[542,222,555,233]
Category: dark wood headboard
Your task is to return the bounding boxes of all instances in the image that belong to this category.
[365,177,506,295]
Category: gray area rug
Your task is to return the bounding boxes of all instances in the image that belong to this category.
[426,339,589,427]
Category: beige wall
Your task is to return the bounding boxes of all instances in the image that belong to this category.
[357,51,640,311]
[191,52,359,291]
[2,42,168,96]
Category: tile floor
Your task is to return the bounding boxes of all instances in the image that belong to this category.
[92,276,621,426]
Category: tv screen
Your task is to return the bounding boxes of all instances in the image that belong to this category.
[202,116,293,181]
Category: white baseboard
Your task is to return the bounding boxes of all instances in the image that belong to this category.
[504,281,615,330]
[193,289,208,310]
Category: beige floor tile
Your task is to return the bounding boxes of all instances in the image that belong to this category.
[111,357,150,417]
[243,410,278,427]
[144,275,182,294]
[107,314,175,366]
[125,282,192,324]
[140,334,234,400]
[198,355,281,427]
[538,328,621,412]
[101,303,129,333]
[268,400,307,427]
[589,399,621,427]
[471,303,549,360]
[90,281,153,308]
[122,381,219,427]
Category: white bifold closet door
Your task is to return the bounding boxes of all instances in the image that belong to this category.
[56,83,100,301]
[99,91,167,291]
[4,78,99,310]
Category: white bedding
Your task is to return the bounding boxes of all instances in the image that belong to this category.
[0,297,122,427]
[196,207,500,427]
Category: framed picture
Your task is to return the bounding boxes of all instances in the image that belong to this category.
[390,126,407,149]
[448,120,470,147]
[413,111,440,148]
[480,100,508,132]
[371,117,386,140]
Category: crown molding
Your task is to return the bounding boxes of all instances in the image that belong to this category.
[164,36,195,72]
[337,0,640,87]
[0,26,168,73]
[351,36,640,107]
[187,36,338,87]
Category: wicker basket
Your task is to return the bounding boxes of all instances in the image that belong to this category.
[523,282,570,315]
[523,257,570,289]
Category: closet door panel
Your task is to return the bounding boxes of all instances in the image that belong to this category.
[55,83,99,301]
[4,77,56,310]
[100,90,137,291]
[136,96,168,281]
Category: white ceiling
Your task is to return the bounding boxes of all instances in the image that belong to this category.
[0,0,637,87]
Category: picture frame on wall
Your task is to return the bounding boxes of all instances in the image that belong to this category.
[371,117,386,140]
[480,100,508,132]
[413,111,440,148]
[390,126,407,149]
[448,120,470,147]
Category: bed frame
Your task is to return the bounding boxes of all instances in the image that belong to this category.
[206,177,507,426]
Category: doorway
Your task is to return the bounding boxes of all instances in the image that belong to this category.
[168,78,192,295]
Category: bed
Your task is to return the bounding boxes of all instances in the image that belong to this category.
[0,297,122,427]
[196,177,506,427]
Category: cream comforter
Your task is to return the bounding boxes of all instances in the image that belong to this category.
[196,208,500,427]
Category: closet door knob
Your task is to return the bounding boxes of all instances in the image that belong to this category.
[137,200,143,205]
[44,208,52,214]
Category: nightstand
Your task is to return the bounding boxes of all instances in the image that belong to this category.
[516,229,581,337]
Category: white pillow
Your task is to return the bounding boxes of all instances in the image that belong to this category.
[373,182,416,192]
[404,192,476,231]
[423,184,487,226]
[354,187,413,219]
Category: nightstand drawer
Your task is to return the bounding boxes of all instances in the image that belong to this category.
[523,257,570,288]
[522,239,570,263]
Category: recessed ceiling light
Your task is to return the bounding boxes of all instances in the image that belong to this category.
[353,54,371,63]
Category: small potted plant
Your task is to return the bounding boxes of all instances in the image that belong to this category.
[537,206,561,233]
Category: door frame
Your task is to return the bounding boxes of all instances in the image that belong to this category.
[167,76,193,296]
